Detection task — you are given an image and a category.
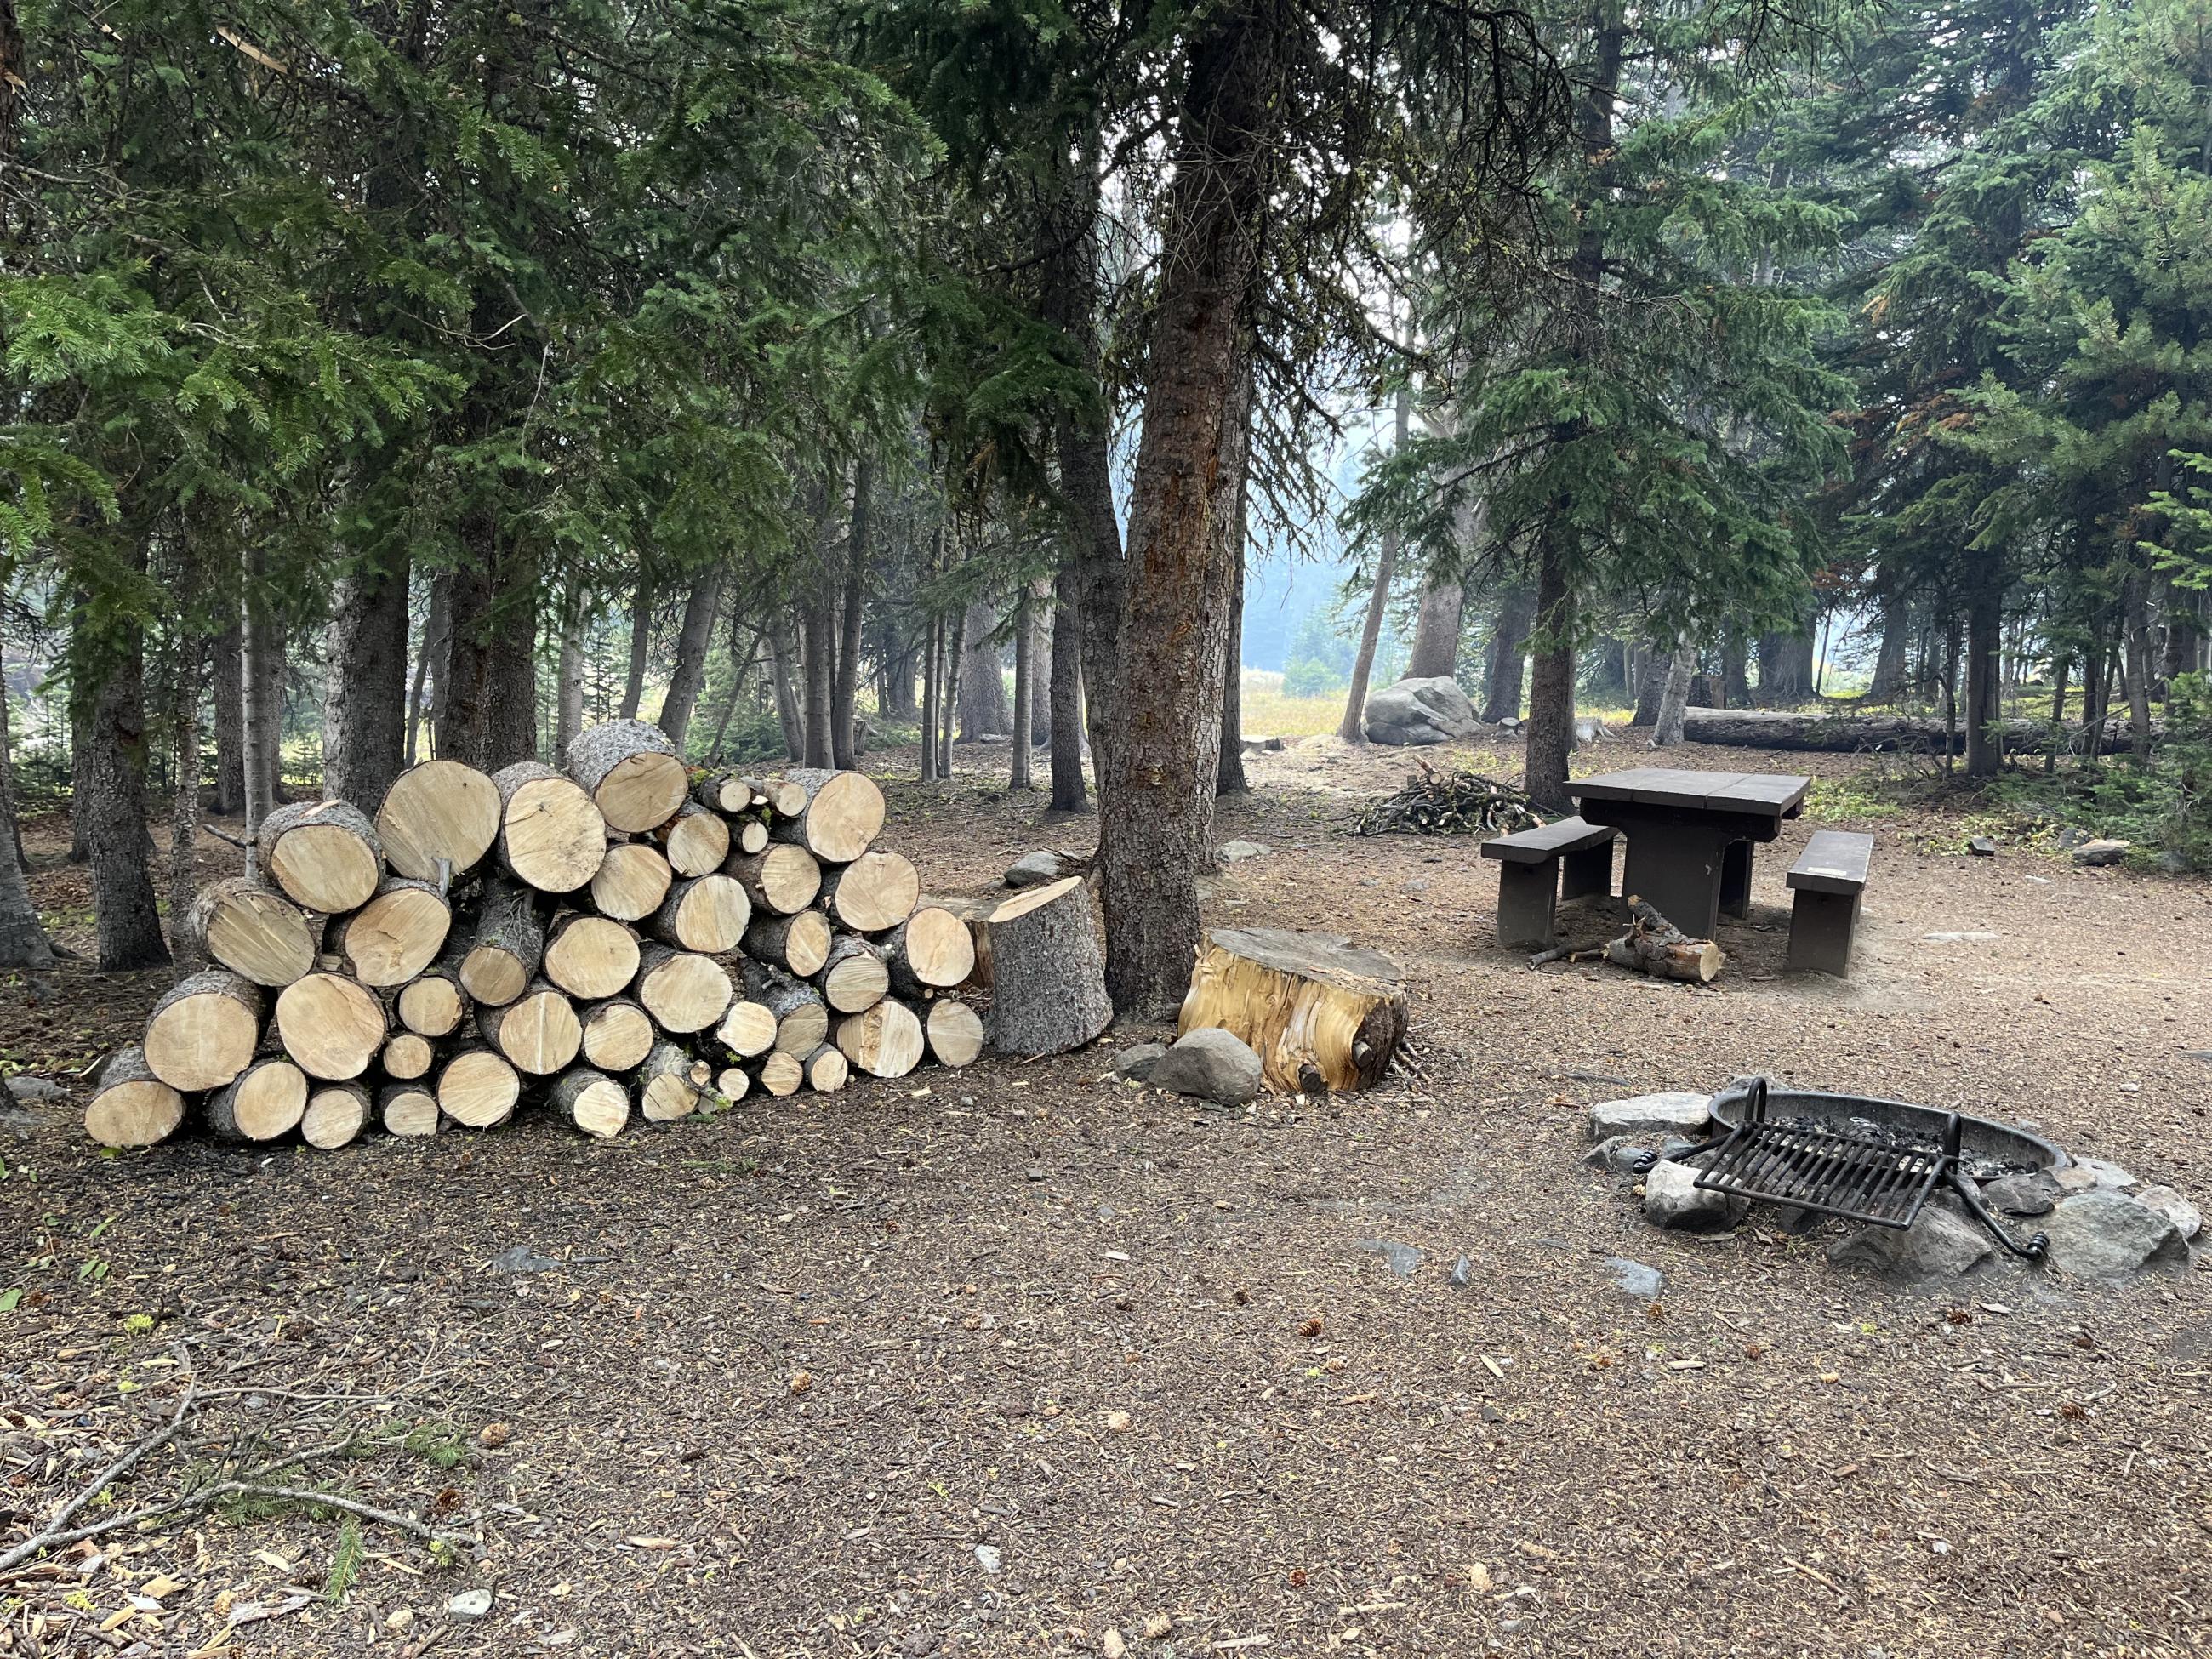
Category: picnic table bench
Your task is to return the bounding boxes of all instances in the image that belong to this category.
[1785,829,1873,977]
[1480,817,1618,948]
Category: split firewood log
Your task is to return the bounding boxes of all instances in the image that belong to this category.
[480,979,583,1075]
[744,908,832,977]
[396,957,469,1038]
[579,996,656,1073]
[300,1082,370,1150]
[179,876,318,987]
[460,879,544,1006]
[925,999,984,1068]
[835,999,923,1078]
[437,1044,521,1129]
[649,873,750,954]
[658,801,732,878]
[984,877,1111,1056]
[800,1043,849,1092]
[590,840,675,922]
[767,769,886,863]
[715,1000,778,1059]
[756,1049,804,1097]
[733,818,771,856]
[640,1040,710,1120]
[256,799,384,914]
[885,907,977,996]
[493,761,607,893]
[334,877,452,988]
[567,719,690,835]
[920,891,995,988]
[380,1032,436,1080]
[820,851,918,934]
[1180,926,1407,1092]
[632,944,733,1033]
[1602,896,1724,983]
[542,913,641,1001]
[375,759,501,882]
[693,772,755,814]
[275,972,387,1080]
[550,1068,630,1139]
[748,968,829,1057]
[206,1054,308,1143]
[379,1083,441,1137]
[725,845,821,915]
[143,970,265,1092]
[818,936,889,1014]
[85,1047,187,1149]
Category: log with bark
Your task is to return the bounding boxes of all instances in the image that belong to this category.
[749,969,829,1057]
[835,999,923,1078]
[984,877,1112,1056]
[693,772,756,813]
[919,891,995,988]
[379,1082,441,1137]
[755,1049,804,1097]
[885,907,976,996]
[1599,897,1723,983]
[632,944,733,1034]
[567,719,690,834]
[715,999,778,1058]
[818,935,889,1014]
[84,1046,186,1148]
[493,761,608,893]
[579,996,656,1073]
[820,851,919,934]
[1179,926,1407,1093]
[767,768,886,862]
[550,1067,630,1139]
[639,1040,710,1121]
[733,818,771,856]
[374,759,501,881]
[753,777,809,818]
[479,979,583,1075]
[712,1067,752,1103]
[300,1081,370,1150]
[179,876,318,987]
[659,801,733,878]
[925,998,984,1068]
[380,1032,436,1080]
[725,845,821,915]
[142,970,265,1093]
[274,972,387,1080]
[800,1042,849,1092]
[256,799,385,914]
[334,877,452,988]
[590,840,675,921]
[459,879,544,1006]
[396,961,468,1038]
[542,913,641,1001]
[205,1054,310,1143]
[1676,706,2143,755]
[437,1044,522,1129]
[744,908,832,977]
[650,873,750,954]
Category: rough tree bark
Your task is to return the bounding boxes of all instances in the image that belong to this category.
[957,600,1009,739]
[555,590,585,759]
[1048,576,1086,811]
[484,549,539,769]
[211,617,244,814]
[1029,576,1052,748]
[658,567,725,753]
[802,592,835,769]
[1218,496,1247,795]
[1339,386,1409,744]
[241,546,282,847]
[1651,648,1693,748]
[620,568,652,721]
[1964,575,2002,777]
[1406,567,1468,681]
[1524,531,1577,813]
[835,460,870,768]
[1721,628,1751,710]
[168,621,204,966]
[1481,586,1534,722]
[1010,585,1034,790]
[1868,589,1909,701]
[768,616,804,762]
[322,545,411,810]
[78,549,170,970]
[1630,647,1667,727]
[440,516,494,768]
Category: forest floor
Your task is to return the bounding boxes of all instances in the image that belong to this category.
[1,731,2208,1659]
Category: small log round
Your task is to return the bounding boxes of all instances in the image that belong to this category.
[566,719,688,835]
[818,936,889,1014]
[396,963,468,1038]
[257,799,384,914]
[724,844,820,915]
[744,909,831,978]
[334,877,453,988]
[715,999,778,1058]
[380,1032,436,1081]
[835,999,924,1078]
[649,873,750,955]
[542,913,641,1001]
[820,851,919,934]
[493,761,607,893]
[590,841,675,921]
[459,879,544,1007]
[885,907,976,996]
[756,1049,804,1097]
[755,778,808,818]
[693,772,755,814]
[734,818,771,856]
[143,970,265,1093]
[180,877,317,987]
[437,1044,521,1128]
[275,972,388,1080]
[480,978,583,1075]
[751,971,828,1056]
[379,1083,441,1137]
[639,1040,710,1121]
[659,801,732,879]
[579,997,656,1073]
[84,1046,186,1148]
[300,1082,370,1150]
[801,1042,849,1092]
[768,769,885,862]
[375,759,501,882]
[920,891,995,988]
[984,877,1111,1056]
[207,1055,309,1143]
[926,998,984,1068]
[633,944,733,1034]
[550,1067,630,1139]
[713,1066,752,1103]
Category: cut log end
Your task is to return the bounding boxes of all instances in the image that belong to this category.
[438,1046,522,1129]
[495,764,608,893]
[567,721,688,833]
[835,999,924,1078]
[1178,926,1408,1092]
[823,851,919,934]
[379,1083,441,1137]
[396,973,466,1038]
[715,1000,778,1058]
[543,914,642,1001]
[888,906,977,995]
[338,880,453,988]
[661,802,733,878]
[380,1033,436,1081]
[301,1083,370,1150]
[653,873,750,955]
[551,1068,630,1139]
[376,760,501,882]
[144,971,265,1093]
[260,800,384,914]
[801,1043,849,1092]
[208,1057,309,1143]
[640,1041,710,1121]
[591,841,675,922]
[85,1048,185,1149]
[726,844,821,915]
[275,972,388,1081]
[635,946,733,1034]
[580,998,656,1073]
[185,879,317,988]
[757,1050,805,1097]
[482,981,583,1075]
[926,999,985,1068]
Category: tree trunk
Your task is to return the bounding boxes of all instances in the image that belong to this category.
[440,518,494,768]
[1480,586,1534,722]
[1964,576,2001,777]
[211,617,244,814]
[167,625,204,967]
[78,551,170,971]
[658,567,725,753]
[0,639,53,969]
[1048,576,1086,811]
[1029,576,1053,747]
[1338,386,1409,743]
[1218,504,1247,795]
[768,614,804,762]
[835,459,871,767]
[1869,590,1909,701]
[1721,628,1751,710]
[407,575,448,768]
[802,590,835,768]
[938,601,961,777]
[2124,573,2156,765]
[486,549,539,768]
[1651,649,1693,748]
[555,584,586,760]
[1523,533,1576,814]
[1405,565,1468,681]
[920,607,941,784]
[241,546,282,853]
[621,569,652,721]
[322,545,411,810]
[1010,585,1034,790]
[957,601,1008,739]
[1629,647,1667,727]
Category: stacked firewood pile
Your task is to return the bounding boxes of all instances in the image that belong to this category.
[1349,760,1544,838]
[83,721,1001,1149]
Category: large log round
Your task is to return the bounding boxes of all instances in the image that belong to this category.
[885,907,976,996]
[551,1067,630,1139]
[459,879,544,1007]
[275,972,387,1080]
[493,761,607,893]
[633,944,733,1034]
[659,801,732,879]
[480,979,583,1075]
[590,841,675,922]
[820,852,919,934]
[334,878,453,988]
[84,1046,186,1148]
[437,1045,521,1128]
[984,878,1111,1056]
[768,769,885,862]
[649,874,750,955]
[257,799,384,914]
[300,1082,370,1150]
[579,997,656,1073]
[724,845,820,915]
[375,759,501,882]
[180,877,317,987]
[818,936,889,1014]
[379,1083,441,1137]
[835,999,924,1078]
[543,913,641,1001]
[743,909,831,978]
[143,970,265,1093]
[566,720,688,834]
[1178,926,1407,1092]
[206,1055,309,1142]
[926,998,984,1068]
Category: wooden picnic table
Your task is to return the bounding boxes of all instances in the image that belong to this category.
[1564,767,1812,938]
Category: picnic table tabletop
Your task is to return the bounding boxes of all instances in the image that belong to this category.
[1565,767,1812,818]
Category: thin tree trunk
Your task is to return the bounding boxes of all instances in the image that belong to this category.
[556,586,585,760]
[920,607,941,784]
[1651,648,1692,748]
[322,546,411,808]
[0,638,53,968]
[1721,628,1750,710]
[406,577,447,768]
[2125,573,2156,765]
[1964,576,2001,777]
[241,548,281,852]
[1218,488,1248,795]
[1048,576,1086,811]
[79,544,169,971]
[1629,647,1667,727]
[1523,532,1576,813]
[1405,565,1468,681]
[485,549,539,768]
[1338,388,1408,743]
[802,594,835,769]
[658,568,726,753]
[1940,617,1960,774]
[440,518,494,769]
[938,599,963,778]
[621,570,653,721]
[168,624,204,966]
[2047,652,2070,774]
[1010,585,1034,790]
[1481,586,1534,722]
[835,461,871,767]
[768,615,804,762]
[211,618,244,814]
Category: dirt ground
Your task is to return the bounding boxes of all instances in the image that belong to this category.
[1,732,2208,1659]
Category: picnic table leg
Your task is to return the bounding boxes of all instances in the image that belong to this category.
[1620,829,1725,939]
[1559,839,1614,903]
[1495,861,1559,949]
[1719,840,1753,919]
[1786,887,1860,976]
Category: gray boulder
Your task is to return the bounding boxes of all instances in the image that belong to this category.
[1590,1091,1711,1141]
[2132,1185,2202,1241]
[1361,676,1479,746]
[1216,840,1272,864]
[1828,1206,1993,1280]
[1005,849,1086,888]
[2071,839,2131,867]
[1642,1160,1742,1231]
[3,1075,63,1103]
[1112,1042,1167,1082]
[1147,1028,1263,1107]
[2041,1190,2190,1281]
[2055,1156,2137,1194]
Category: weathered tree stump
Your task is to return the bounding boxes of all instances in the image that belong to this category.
[1179,926,1407,1092]
[985,877,1112,1056]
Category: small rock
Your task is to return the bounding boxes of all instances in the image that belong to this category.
[448,1590,494,1621]
[2056,1157,2137,1194]
[2042,1190,2189,1280]
[1479,1403,1505,1423]
[972,1545,1001,1575]
[1828,1206,1993,1280]
[490,1245,561,1274]
[900,1634,943,1658]
[1981,1172,2060,1217]
[1356,1240,1426,1280]
[1582,1135,1652,1176]
[1641,1160,1742,1231]
[1446,1255,1473,1290]
[2070,839,2130,867]
[1589,1092,1711,1141]
[1216,840,1272,864]
[1005,849,1084,888]
[1965,836,1998,857]
[3,1075,63,1102]
[1145,1028,1263,1107]
[2131,1185,2202,1241]
[1604,1257,1664,1299]
[2158,849,2192,874]
[1111,1042,1167,1082]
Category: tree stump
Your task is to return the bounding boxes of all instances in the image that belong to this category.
[493,761,607,893]
[143,970,265,1092]
[985,877,1112,1056]
[768,769,884,861]
[590,841,675,921]
[820,852,918,934]
[1179,926,1407,1092]
[179,877,318,987]
[579,997,656,1072]
[551,1068,630,1139]
[567,719,690,835]
[375,759,501,882]
[85,1046,186,1148]
[257,799,385,914]
[334,878,453,988]
[275,972,387,1080]
[543,913,641,1001]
